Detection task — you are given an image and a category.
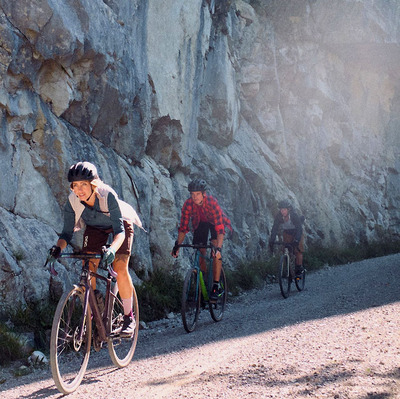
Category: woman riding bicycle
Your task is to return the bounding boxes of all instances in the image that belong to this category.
[48,161,136,337]
[269,199,305,276]
[171,178,231,301]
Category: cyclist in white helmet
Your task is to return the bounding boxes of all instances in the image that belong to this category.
[49,161,136,337]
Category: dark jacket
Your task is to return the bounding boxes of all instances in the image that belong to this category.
[269,210,303,243]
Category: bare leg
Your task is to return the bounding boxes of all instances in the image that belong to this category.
[199,248,207,274]
[113,254,133,301]
[87,258,100,290]
[211,239,222,282]
[296,251,303,266]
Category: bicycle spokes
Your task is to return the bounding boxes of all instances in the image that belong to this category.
[108,284,139,367]
[278,255,291,298]
[181,268,200,333]
[50,288,91,395]
[209,268,227,322]
[49,252,139,394]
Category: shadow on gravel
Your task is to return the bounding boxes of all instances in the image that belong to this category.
[132,254,400,360]
[1,254,399,395]
[140,363,400,399]
[15,385,59,399]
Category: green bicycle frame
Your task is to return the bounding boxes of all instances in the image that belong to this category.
[194,249,213,302]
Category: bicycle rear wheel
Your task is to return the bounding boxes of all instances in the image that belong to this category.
[108,284,139,367]
[181,268,200,333]
[278,254,291,298]
[295,268,306,291]
[50,286,91,394]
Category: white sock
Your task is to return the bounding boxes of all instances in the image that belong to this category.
[122,297,133,316]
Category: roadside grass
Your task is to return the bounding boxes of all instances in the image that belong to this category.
[137,237,400,317]
[0,302,55,366]
[136,268,183,322]
[225,256,277,296]
[225,238,400,296]
[303,239,400,270]
[0,323,27,366]
[1,238,399,364]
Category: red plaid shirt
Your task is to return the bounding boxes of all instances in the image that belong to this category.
[178,194,232,235]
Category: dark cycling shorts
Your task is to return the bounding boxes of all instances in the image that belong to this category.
[82,221,134,255]
[193,221,217,245]
[283,232,304,253]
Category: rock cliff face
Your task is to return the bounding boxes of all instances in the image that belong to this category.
[0,0,399,307]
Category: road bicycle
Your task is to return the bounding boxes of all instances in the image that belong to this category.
[45,250,139,394]
[178,243,227,333]
[272,241,306,298]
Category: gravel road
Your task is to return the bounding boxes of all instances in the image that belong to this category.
[1,254,399,399]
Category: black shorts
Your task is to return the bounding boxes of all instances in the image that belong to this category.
[283,232,304,253]
[193,222,217,245]
[82,221,134,255]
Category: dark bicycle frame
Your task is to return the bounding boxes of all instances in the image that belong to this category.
[178,242,227,332]
[178,243,216,300]
[272,241,305,298]
[48,248,139,394]
[58,252,117,342]
[273,241,297,261]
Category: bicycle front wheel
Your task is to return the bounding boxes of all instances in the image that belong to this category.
[108,284,139,367]
[181,268,200,333]
[209,267,227,322]
[295,268,306,291]
[278,254,291,299]
[50,286,91,394]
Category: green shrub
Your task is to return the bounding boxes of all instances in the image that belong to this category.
[6,302,56,350]
[12,249,25,261]
[136,268,183,322]
[0,237,398,366]
[0,323,26,366]
[225,255,276,296]
[305,238,400,269]
[226,238,400,297]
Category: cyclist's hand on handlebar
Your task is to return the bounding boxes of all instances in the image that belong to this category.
[48,246,61,268]
[48,245,61,260]
[171,241,180,258]
[102,247,116,265]
[211,246,222,259]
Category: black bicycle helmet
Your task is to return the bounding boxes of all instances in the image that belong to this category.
[188,178,208,192]
[68,162,98,182]
[278,199,292,209]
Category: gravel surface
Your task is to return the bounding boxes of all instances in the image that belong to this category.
[1,254,399,399]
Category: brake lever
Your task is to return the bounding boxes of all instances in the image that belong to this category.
[44,256,58,276]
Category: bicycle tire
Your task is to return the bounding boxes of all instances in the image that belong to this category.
[50,286,91,394]
[278,254,291,298]
[295,268,306,291]
[108,283,139,367]
[209,267,227,322]
[181,268,200,333]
